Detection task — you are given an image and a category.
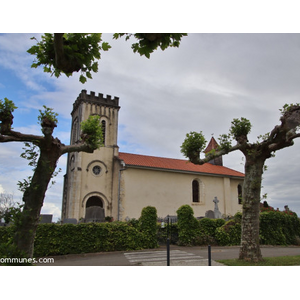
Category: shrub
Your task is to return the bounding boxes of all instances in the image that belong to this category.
[215,216,242,246]
[139,206,158,248]
[176,205,200,245]
[0,221,154,258]
[196,218,226,245]
[37,222,149,256]
[199,218,225,237]
[259,211,300,245]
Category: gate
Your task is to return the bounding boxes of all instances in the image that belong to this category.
[158,215,178,245]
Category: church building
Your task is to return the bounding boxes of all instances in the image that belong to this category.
[61,90,244,222]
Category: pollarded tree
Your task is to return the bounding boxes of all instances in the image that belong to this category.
[181,104,300,262]
[0,98,103,258]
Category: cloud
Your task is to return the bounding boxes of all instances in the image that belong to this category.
[1,33,300,218]
[41,202,61,222]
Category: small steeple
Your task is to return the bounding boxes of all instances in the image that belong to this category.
[204,137,223,166]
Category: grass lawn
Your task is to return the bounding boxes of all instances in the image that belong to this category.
[217,255,300,266]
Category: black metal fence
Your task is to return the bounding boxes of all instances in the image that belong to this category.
[157,215,179,245]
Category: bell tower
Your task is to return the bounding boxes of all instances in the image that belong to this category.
[204,137,223,166]
[62,90,120,222]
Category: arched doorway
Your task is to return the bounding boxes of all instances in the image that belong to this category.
[85,196,105,222]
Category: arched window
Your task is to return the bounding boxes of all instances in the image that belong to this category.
[101,120,106,145]
[238,184,243,204]
[192,180,200,203]
[72,117,79,144]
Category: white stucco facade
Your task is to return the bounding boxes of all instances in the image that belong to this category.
[62,90,244,222]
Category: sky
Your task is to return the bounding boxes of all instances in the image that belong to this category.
[1,2,300,296]
[1,33,300,221]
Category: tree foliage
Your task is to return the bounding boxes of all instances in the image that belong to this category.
[113,33,187,58]
[180,131,207,161]
[27,33,106,83]
[27,33,187,83]
[230,117,252,142]
[80,115,103,149]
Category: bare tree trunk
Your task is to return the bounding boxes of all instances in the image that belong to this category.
[239,156,265,262]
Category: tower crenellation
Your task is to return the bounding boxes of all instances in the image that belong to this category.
[72,89,119,115]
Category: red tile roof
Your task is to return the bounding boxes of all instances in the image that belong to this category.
[118,152,244,178]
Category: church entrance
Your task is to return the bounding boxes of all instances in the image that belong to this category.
[85,196,105,222]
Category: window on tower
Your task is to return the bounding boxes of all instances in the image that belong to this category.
[101,120,106,145]
[72,117,79,144]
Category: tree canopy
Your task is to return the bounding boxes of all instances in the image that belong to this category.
[27,33,187,83]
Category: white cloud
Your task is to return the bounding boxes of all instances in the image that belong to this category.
[1,33,300,218]
[41,202,61,222]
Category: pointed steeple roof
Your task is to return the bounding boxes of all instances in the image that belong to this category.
[204,137,223,166]
[204,136,219,153]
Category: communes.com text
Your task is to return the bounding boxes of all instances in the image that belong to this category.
[0,257,54,264]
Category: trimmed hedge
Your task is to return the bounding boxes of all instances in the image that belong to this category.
[0,222,148,257]
[215,218,242,246]
[139,206,158,248]
[177,205,201,245]
[174,207,300,247]
[214,211,300,246]
[34,222,148,256]
[259,211,300,245]
[197,218,226,245]
[1,206,300,258]
[0,206,160,257]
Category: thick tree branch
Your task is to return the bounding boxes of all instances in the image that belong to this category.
[60,143,95,155]
[290,132,300,140]
[0,131,44,143]
[0,129,97,155]
[266,105,300,152]
[189,143,242,165]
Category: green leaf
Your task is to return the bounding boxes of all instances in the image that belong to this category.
[79,75,87,84]
[102,42,111,51]
[91,62,98,72]
[86,71,92,79]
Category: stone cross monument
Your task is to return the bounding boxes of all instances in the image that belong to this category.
[213,196,222,219]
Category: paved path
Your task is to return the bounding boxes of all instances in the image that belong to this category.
[38,245,300,266]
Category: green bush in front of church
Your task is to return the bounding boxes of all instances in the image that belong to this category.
[33,222,147,256]
[176,205,200,245]
[0,221,157,258]
[139,206,159,249]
